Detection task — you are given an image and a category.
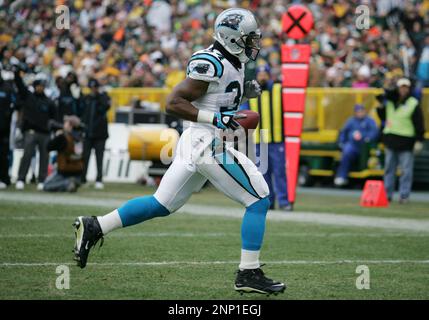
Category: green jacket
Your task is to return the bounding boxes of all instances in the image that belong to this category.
[383,96,419,138]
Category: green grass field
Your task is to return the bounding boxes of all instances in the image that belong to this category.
[0,183,428,300]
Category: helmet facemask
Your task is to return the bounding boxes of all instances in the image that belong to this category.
[236,31,261,62]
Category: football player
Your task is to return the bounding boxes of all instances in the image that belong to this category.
[73,8,286,295]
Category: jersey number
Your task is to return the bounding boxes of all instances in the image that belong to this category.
[222,81,242,112]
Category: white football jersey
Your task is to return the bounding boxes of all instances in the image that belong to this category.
[186,45,245,131]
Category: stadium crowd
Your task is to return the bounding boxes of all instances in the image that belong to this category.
[0,0,428,91]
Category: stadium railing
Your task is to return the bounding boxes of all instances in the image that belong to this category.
[105,87,429,138]
[107,87,169,122]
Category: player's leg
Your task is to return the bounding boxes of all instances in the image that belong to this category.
[197,146,286,294]
[73,157,206,268]
[100,159,206,230]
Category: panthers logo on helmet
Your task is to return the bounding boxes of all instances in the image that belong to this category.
[217,13,244,31]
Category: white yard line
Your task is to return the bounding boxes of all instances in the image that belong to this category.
[0,216,73,220]
[180,204,429,232]
[0,232,229,238]
[1,192,429,232]
[1,260,429,267]
[0,232,428,238]
[0,192,122,208]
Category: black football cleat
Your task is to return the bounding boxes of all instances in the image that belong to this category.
[234,266,286,295]
[73,216,104,268]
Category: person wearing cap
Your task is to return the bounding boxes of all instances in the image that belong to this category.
[43,116,84,192]
[377,78,425,204]
[241,64,292,211]
[334,104,378,187]
[81,78,110,189]
[13,67,57,191]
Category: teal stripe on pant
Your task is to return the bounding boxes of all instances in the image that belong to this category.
[214,152,260,199]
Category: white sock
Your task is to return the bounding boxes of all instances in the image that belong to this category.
[239,249,260,270]
[97,209,123,235]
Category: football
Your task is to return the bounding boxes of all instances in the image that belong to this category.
[234,110,260,130]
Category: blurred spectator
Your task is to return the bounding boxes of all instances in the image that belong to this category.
[44,116,84,193]
[352,65,370,88]
[57,72,83,121]
[14,68,57,191]
[0,1,427,88]
[376,78,426,203]
[0,70,15,189]
[164,59,186,89]
[416,35,429,88]
[81,78,110,189]
[146,0,173,33]
[334,104,378,187]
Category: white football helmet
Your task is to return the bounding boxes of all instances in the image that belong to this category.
[213,8,261,63]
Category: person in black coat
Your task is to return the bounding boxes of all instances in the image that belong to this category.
[0,72,16,189]
[81,79,110,188]
[57,72,83,121]
[14,68,57,190]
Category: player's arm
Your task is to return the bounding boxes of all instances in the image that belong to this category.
[13,69,30,98]
[166,52,242,130]
[165,77,209,122]
[165,77,241,130]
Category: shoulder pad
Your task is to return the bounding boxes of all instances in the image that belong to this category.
[187,51,224,82]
